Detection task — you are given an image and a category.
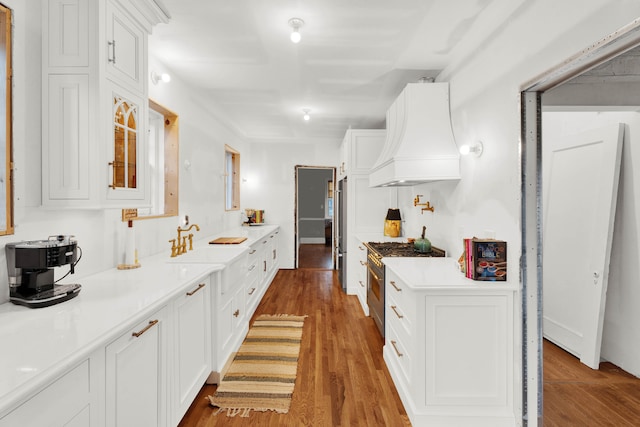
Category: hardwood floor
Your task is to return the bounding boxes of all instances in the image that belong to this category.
[178,269,410,426]
[179,258,640,426]
[543,339,640,426]
[297,243,334,269]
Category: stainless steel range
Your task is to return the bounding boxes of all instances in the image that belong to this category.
[364,242,446,337]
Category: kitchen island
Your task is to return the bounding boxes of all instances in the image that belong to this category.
[0,225,279,427]
[382,257,518,427]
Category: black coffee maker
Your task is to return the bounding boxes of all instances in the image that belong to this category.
[5,235,82,308]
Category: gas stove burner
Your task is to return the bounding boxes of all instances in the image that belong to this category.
[365,242,446,258]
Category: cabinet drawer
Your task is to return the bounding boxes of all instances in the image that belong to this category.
[386,270,415,318]
[0,360,91,427]
[386,323,412,386]
[386,291,413,340]
[245,275,260,313]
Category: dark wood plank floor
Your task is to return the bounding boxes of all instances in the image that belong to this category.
[178,268,410,426]
[543,339,640,426]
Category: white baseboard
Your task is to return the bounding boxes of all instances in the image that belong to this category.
[300,237,326,244]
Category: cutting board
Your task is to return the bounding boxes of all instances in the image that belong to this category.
[209,237,248,245]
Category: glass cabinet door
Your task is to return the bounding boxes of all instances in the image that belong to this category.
[111,95,138,190]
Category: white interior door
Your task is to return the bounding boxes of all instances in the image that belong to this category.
[543,123,623,369]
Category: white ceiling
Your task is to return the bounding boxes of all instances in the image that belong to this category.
[149,0,512,146]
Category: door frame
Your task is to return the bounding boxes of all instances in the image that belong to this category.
[519,17,640,427]
[294,165,337,269]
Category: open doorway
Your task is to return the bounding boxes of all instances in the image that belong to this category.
[295,166,336,269]
[521,20,640,425]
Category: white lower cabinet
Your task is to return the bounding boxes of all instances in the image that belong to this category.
[0,358,99,427]
[171,277,212,425]
[209,254,249,384]
[384,269,516,426]
[106,306,169,427]
[354,239,368,315]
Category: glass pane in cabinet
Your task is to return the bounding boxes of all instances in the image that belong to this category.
[111,95,138,190]
[127,129,137,188]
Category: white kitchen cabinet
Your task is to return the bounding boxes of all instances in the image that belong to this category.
[340,129,396,310]
[41,0,166,208]
[106,306,169,427]
[105,0,145,93]
[245,242,264,315]
[265,229,279,277]
[171,277,212,425]
[353,238,369,315]
[384,268,516,426]
[0,358,99,427]
[209,254,249,383]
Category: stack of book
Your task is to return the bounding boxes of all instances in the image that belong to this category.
[460,238,507,281]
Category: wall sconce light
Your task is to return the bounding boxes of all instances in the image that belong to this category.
[459,141,483,157]
[288,18,305,43]
[302,108,311,121]
[151,71,171,85]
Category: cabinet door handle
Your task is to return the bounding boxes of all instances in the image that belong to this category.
[108,161,117,189]
[249,249,257,254]
[108,40,116,63]
[248,287,256,295]
[186,283,205,296]
[390,281,402,292]
[273,249,276,259]
[391,340,403,357]
[391,305,403,319]
[358,245,365,251]
[359,280,365,288]
[359,260,366,266]
[233,309,240,317]
[132,319,158,338]
[263,260,267,272]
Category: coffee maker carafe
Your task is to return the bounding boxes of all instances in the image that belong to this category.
[5,235,82,308]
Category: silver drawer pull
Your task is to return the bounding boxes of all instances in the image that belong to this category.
[359,260,367,266]
[390,281,401,292]
[249,249,257,254]
[391,340,403,357]
[248,287,256,295]
[358,245,365,251]
[359,280,365,288]
[391,305,403,319]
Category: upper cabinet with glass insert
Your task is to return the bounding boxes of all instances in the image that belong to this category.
[41,0,168,208]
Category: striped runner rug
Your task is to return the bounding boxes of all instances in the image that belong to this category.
[207,314,307,417]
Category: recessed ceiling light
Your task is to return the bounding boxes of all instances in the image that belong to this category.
[302,109,311,121]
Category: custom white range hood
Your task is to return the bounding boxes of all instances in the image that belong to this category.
[369,81,461,187]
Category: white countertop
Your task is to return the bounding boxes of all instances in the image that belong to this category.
[0,224,280,416]
[383,257,516,290]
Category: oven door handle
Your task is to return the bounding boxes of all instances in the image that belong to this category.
[367,264,382,282]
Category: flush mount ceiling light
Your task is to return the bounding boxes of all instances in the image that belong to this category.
[151,71,171,85]
[288,17,305,43]
[459,140,484,157]
[302,109,311,121]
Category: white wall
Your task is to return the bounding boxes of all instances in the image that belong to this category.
[241,143,339,269]
[543,111,640,377]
